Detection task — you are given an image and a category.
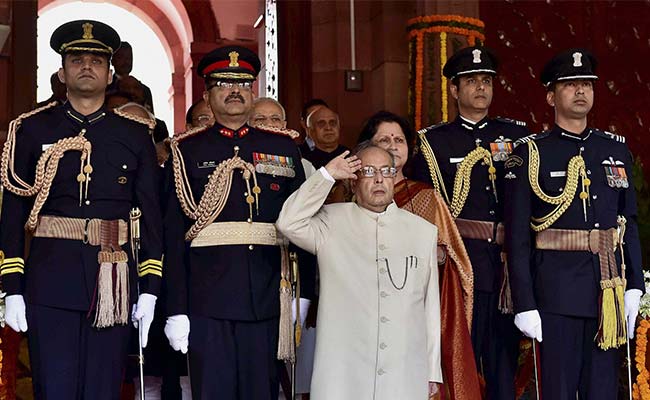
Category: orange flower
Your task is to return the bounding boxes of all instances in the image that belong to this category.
[634,319,650,399]
[407,14,485,129]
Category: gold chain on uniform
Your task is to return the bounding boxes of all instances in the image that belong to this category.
[527,140,590,231]
[169,139,261,241]
[419,134,497,218]
[0,101,94,230]
[450,146,496,218]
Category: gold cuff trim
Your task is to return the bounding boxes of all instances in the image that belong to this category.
[138,267,163,278]
[0,266,24,275]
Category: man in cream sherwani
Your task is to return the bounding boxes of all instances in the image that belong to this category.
[276,143,442,399]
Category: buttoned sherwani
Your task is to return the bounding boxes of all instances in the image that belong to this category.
[277,171,442,400]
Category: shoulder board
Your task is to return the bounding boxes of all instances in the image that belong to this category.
[593,129,626,144]
[495,117,527,127]
[172,124,210,143]
[513,131,552,147]
[255,124,300,139]
[417,121,448,135]
[113,108,156,131]
[10,101,58,127]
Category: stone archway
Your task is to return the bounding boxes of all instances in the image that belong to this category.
[38,0,196,133]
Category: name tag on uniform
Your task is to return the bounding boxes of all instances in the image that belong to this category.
[197,160,217,169]
[449,157,465,164]
[550,171,566,178]
[42,144,53,151]
[253,152,295,178]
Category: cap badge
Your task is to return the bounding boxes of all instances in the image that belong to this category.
[82,22,94,40]
[572,52,583,67]
[472,49,482,64]
[228,51,240,67]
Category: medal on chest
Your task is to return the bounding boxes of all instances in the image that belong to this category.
[253,152,296,178]
[602,157,629,188]
[489,136,514,162]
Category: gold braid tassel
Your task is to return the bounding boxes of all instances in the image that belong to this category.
[113,250,130,325]
[596,229,627,350]
[277,244,295,362]
[94,250,115,328]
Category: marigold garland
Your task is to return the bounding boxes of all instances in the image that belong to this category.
[633,319,650,400]
[439,32,448,123]
[407,15,485,130]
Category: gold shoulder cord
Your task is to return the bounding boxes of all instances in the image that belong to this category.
[0,101,94,230]
[169,139,262,241]
[418,132,450,204]
[419,133,497,218]
[450,146,496,218]
[527,140,590,231]
[113,108,156,131]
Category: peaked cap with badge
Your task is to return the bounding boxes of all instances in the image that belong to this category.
[443,45,499,80]
[0,19,164,399]
[197,45,261,82]
[50,19,121,56]
[540,48,598,87]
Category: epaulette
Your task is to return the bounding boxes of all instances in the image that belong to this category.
[10,101,58,128]
[417,121,448,135]
[172,124,210,143]
[513,133,537,147]
[113,108,156,131]
[495,116,527,127]
[593,129,626,144]
[255,124,300,139]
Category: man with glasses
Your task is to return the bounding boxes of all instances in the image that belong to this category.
[277,142,442,399]
[163,45,315,399]
[186,98,214,129]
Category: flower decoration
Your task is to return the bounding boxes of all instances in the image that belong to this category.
[407,15,485,130]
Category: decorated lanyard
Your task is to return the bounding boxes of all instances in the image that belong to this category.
[449,139,497,218]
[528,141,590,231]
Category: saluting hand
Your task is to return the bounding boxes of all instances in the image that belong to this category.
[324,150,362,181]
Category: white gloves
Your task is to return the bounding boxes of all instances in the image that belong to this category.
[165,314,190,354]
[514,309,542,342]
[131,293,157,348]
[625,289,643,339]
[292,298,311,327]
[5,294,28,332]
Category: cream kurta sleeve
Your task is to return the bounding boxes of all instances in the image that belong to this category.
[426,239,443,383]
[276,169,335,254]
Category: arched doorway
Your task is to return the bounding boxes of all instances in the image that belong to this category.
[38,0,194,133]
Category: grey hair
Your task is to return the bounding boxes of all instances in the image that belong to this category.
[353,140,395,167]
[253,97,286,120]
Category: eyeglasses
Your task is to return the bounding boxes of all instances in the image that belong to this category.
[195,114,214,123]
[210,81,253,90]
[358,166,397,178]
[252,115,284,125]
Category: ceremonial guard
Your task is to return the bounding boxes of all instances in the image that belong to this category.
[412,46,527,399]
[504,49,643,399]
[0,20,162,399]
[162,46,314,400]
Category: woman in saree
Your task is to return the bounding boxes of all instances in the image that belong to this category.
[357,111,481,400]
